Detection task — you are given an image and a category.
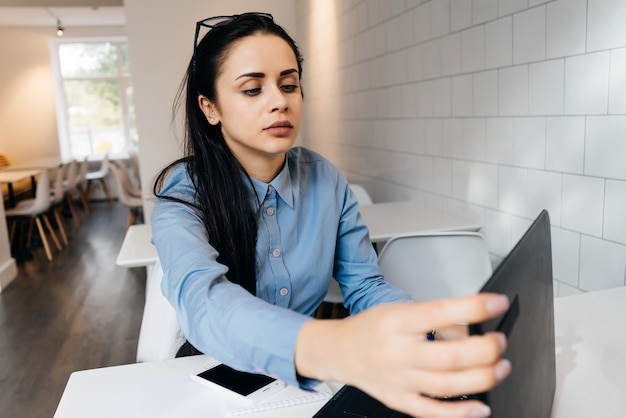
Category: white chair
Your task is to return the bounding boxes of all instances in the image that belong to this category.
[136,260,183,362]
[5,169,62,261]
[129,150,142,186]
[349,183,373,206]
[377,232,492,302]
[49,166,69,246]
[86,153,113,203]
[108,161,143,230]
[62,160,82,228]
[75,157,91,214]
[114,160,141,198]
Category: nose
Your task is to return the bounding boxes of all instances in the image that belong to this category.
[269,87,288,112]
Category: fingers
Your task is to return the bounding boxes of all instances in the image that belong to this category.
[415,293,510,332]
[379,391,493,418]
[413,358,512,399]
[415,332,507,371]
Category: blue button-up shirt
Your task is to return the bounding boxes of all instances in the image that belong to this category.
[152,147,410,388]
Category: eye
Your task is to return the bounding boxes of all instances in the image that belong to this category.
[280,84,299,93]
[243,88,261,96]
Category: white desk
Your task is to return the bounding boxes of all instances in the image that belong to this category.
[54,287,626,418]
[359,201,481,242]
[116,224,158,268]
[551,286,626,417]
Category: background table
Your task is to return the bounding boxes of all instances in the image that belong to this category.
[55,287,626,417]
[359,201,481,242]
[116,223,157,269]
[0,168,40,207]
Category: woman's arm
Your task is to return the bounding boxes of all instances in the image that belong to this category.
[295,294,511,418]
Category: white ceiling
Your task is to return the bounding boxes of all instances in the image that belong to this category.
[0,6,125,27]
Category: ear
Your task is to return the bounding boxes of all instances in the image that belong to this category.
[198,95,220,125]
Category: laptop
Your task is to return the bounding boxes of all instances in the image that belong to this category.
[313,210,555,418]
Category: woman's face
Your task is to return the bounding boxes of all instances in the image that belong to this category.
[199,33,302,179]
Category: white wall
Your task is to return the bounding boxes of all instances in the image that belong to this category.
[296,0,626,297]
[0,24,124,291]
[0,25,126,165]
[124,0,297,220]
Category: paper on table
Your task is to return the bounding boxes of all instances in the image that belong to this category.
[225,381,333,416]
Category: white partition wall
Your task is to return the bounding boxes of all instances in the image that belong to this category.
[295,0,626,297]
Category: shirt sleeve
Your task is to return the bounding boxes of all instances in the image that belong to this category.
[151,166,313,389]
[332,176,412,314]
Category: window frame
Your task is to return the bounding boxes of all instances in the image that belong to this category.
[49,36,136,161]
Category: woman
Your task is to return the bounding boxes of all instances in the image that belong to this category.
[152,12,510,418]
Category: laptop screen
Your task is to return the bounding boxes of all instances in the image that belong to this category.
[469,209,556,417]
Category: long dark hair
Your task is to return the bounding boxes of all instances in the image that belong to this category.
[153,14,303,295]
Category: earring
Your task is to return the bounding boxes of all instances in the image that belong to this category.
[209,117,215,124]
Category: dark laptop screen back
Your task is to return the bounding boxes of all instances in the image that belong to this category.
[469,209,555,417]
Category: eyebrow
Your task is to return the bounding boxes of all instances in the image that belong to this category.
[235,68,298,80]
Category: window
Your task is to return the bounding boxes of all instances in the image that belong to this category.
[51,38,137,160]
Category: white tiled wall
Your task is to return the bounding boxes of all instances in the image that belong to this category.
[296,0,626,297]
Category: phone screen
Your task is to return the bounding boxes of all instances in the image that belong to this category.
[196,364,277,396]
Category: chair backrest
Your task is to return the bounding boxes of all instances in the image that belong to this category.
[349,184,373,206]
[77,157,88,188]
[64,160,79,189]
[135,260,183,362]
[377,232,492,302]
[129,150,141,184]
[50,166,65,205]
[98,153,110,175]
[29,169,52,214]
[107,161,141,207]
[115,160,141,197]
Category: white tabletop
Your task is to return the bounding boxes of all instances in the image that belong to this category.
[359,201,481,242]
[551,286,626,417]
[0,169,40,184]
[1,157,64,170]
[54,355,335,418]
[54,287,626,418]
[116,224,158,268]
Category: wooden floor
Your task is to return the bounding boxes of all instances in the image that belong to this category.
[0,202,146,418]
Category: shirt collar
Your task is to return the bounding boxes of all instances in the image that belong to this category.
[249,156,294,208]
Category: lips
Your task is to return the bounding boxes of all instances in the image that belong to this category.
[264,120,294,137]
[266,120,293,129]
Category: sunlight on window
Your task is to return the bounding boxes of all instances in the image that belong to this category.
[56,41,137,159]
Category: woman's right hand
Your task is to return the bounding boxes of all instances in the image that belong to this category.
[295,293,511,418]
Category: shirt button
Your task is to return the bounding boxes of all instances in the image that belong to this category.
[266,207,275,216]
[272,249,281,257]
[279,288,289,296]
[267,187,273,194]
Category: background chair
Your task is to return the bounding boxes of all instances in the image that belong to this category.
[114,160,141,198]
[5,169,62,261]
[135,260,183,362]
[49,166,69,246]
[62,160,82,228]
[85,153,113,203]
[129,150,141,186]
[349,183,373,206]
[75,157,91,214]
[108,161,143,230]
[376,231,492,302]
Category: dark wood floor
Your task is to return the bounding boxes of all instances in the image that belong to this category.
[0,202,146,418]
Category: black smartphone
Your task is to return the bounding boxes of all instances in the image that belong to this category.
[191,363,285,402]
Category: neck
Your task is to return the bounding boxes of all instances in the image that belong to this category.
[240,153,286,183]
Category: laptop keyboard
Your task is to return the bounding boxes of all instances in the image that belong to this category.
[313,385,411,418]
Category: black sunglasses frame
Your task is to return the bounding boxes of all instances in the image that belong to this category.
[192,12,274,71]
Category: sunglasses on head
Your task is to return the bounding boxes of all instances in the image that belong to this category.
[192,12,274,71]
